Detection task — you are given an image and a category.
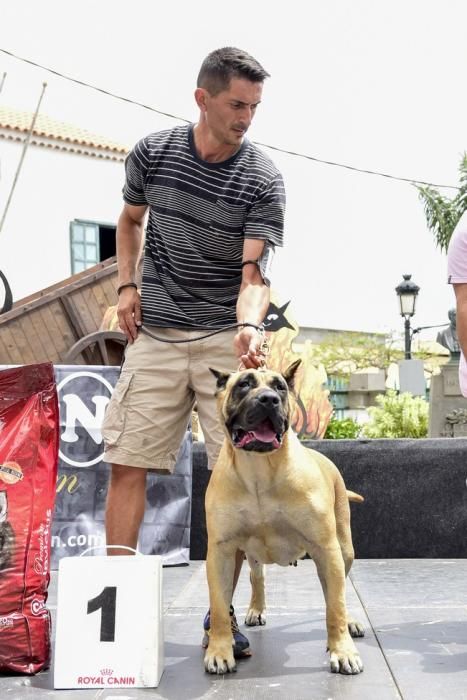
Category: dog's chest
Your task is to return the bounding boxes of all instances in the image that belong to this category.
[234,496,310,566]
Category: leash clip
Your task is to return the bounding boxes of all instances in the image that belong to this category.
[258,328,270,369]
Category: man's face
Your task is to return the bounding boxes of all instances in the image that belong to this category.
[201,77,263,146]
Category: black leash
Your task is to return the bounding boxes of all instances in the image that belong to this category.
[118,322,270,373]
[139,322,264,344]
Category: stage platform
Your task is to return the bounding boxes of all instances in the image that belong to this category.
[2,559,467,700]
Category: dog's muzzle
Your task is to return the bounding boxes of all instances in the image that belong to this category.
[229,389,287,453]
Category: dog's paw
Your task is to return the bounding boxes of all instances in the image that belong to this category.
[204,641,237,675]
[245,608,266,627]
[348,618,365,638]
[329,643,364,675]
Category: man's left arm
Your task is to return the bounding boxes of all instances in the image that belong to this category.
[234,239,270,369]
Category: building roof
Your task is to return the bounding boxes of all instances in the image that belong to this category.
[0,105,128,161]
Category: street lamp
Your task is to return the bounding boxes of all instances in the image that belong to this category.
[395,274,420,359]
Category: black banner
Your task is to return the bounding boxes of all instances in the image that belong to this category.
[52,366,192,568]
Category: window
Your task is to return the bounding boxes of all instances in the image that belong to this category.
[70,220,116,274]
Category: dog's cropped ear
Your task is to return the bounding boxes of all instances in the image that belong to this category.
[282,359,302,391]
[209,368,231,392]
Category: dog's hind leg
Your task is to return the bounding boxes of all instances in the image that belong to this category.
[245,555,266,626]
[313,543,364,674]
[333,473,365,638]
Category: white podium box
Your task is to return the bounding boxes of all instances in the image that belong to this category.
[54,553,164,689]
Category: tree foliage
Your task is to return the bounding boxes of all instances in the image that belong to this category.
[417,152,467,253]
[306,331,446,379]
[324,417,361,439]
[306,332,402,377]
[361,390,429,438]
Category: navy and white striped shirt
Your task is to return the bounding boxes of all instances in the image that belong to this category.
[123,124,285,328]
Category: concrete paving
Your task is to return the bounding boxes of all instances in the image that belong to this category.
[2,559,467,700]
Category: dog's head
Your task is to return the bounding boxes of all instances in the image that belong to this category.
[209,360,301,453]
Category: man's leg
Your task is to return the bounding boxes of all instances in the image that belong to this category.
[193,331,245,600]
[193,331,251,656]
[106,464,147,556]
[102,329,194,556]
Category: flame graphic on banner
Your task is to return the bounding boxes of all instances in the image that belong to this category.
[266,310,333,440]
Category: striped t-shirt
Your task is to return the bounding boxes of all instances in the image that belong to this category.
[122,124,285,329]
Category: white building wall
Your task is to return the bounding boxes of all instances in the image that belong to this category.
[0,140,125,301]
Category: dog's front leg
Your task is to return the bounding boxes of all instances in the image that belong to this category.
[314,545,363,675]
[245,554,266,626]
[204,543,236,674]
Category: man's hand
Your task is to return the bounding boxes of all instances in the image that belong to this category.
[117,287,142,343]
[234,326,265,369]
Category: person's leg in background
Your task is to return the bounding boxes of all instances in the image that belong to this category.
[191,331,251,656]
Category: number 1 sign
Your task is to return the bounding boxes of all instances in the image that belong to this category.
[54,554,164,689]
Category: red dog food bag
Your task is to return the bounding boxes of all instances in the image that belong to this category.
[0,363,59,673]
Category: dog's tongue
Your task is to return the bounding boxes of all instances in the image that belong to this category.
[252,419,277,443]
[236,420,279,448]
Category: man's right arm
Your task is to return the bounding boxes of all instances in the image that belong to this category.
[453,283,467,357]
[116,203,147,343]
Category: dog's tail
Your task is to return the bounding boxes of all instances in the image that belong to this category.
[347,490,364,503]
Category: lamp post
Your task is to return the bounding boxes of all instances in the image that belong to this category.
[395,274,420,359]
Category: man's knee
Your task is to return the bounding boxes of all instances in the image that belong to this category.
[110,463,147,488]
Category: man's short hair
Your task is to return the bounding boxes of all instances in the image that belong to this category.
[197,47,270,96]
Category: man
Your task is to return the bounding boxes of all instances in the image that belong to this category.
[447,210,467,396]
[102,47,285,657]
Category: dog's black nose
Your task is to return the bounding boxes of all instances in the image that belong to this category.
[257,390,280,406]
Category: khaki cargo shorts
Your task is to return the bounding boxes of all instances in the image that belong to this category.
[102,326,238,473]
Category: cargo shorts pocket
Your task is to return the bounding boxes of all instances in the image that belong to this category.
[102,371,134,448]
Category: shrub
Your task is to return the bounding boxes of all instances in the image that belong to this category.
[324,417,361,439]
[361,390,428,438]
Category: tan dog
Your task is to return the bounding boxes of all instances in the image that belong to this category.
[204,360,364,675]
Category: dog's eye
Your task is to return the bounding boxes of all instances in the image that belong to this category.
[238,379,250,389]
[271,381,287,393]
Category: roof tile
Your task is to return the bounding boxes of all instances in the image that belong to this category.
[0,105,128,154]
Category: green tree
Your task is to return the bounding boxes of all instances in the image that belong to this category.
[361,390,429,438]
[417,152,467,252]
[307,331,445,380]
[307,332,401,378]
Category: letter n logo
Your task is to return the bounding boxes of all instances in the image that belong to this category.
[57,370,116,468]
